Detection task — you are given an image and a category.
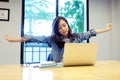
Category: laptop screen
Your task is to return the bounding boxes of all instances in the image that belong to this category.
[63,43,98,66]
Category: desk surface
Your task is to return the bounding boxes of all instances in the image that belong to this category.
[0,60,120,80]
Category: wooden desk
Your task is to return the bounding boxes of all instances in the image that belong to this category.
[0,60,120,80]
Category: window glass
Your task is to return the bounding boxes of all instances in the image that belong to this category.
[24,0,56,36]
[23,0,55,64]
[59,0,87,33]
[22,0,88,64]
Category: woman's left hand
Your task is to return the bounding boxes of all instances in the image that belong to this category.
[107,23,112,31]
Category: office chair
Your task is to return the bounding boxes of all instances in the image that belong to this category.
[47,53,53,61]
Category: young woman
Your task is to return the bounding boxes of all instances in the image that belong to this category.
[5,16,112,62]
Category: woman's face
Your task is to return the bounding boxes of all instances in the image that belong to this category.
[58,19,69,38]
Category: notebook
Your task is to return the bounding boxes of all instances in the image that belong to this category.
[62,43,98,66]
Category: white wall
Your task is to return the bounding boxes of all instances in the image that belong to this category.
[89,0,112,60]
[0,0,22,64]
[0,0,120,64]
[111,0,120,60]
[89,0,120,60]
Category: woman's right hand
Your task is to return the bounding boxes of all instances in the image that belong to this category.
[4,34,23,42]
[4,34,11,41]
[4,34,28,42]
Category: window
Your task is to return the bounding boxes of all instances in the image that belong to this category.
[21,0,89,64]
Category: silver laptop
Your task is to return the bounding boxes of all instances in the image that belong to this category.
[63,43,98,66]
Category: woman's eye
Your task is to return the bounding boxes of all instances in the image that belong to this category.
[63,24,66,27]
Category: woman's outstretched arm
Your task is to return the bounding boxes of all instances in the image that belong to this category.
[4,35,28,42]
[95,23,112,34]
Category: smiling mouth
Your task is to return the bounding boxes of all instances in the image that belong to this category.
[63,31,67,33]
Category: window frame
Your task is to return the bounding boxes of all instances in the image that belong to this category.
[21,0,89,65]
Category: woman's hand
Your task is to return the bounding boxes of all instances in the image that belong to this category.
[4,34,11,41]
[96,23,112,34]
[4,34,25,42]
[107,23,112,31]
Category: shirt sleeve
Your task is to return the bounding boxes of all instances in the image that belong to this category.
[23,35,52,47]
[78,29,97,41]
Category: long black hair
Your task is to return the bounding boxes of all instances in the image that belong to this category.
[51,16,76,48]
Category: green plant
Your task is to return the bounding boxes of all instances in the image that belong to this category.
[60,0,84,33]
